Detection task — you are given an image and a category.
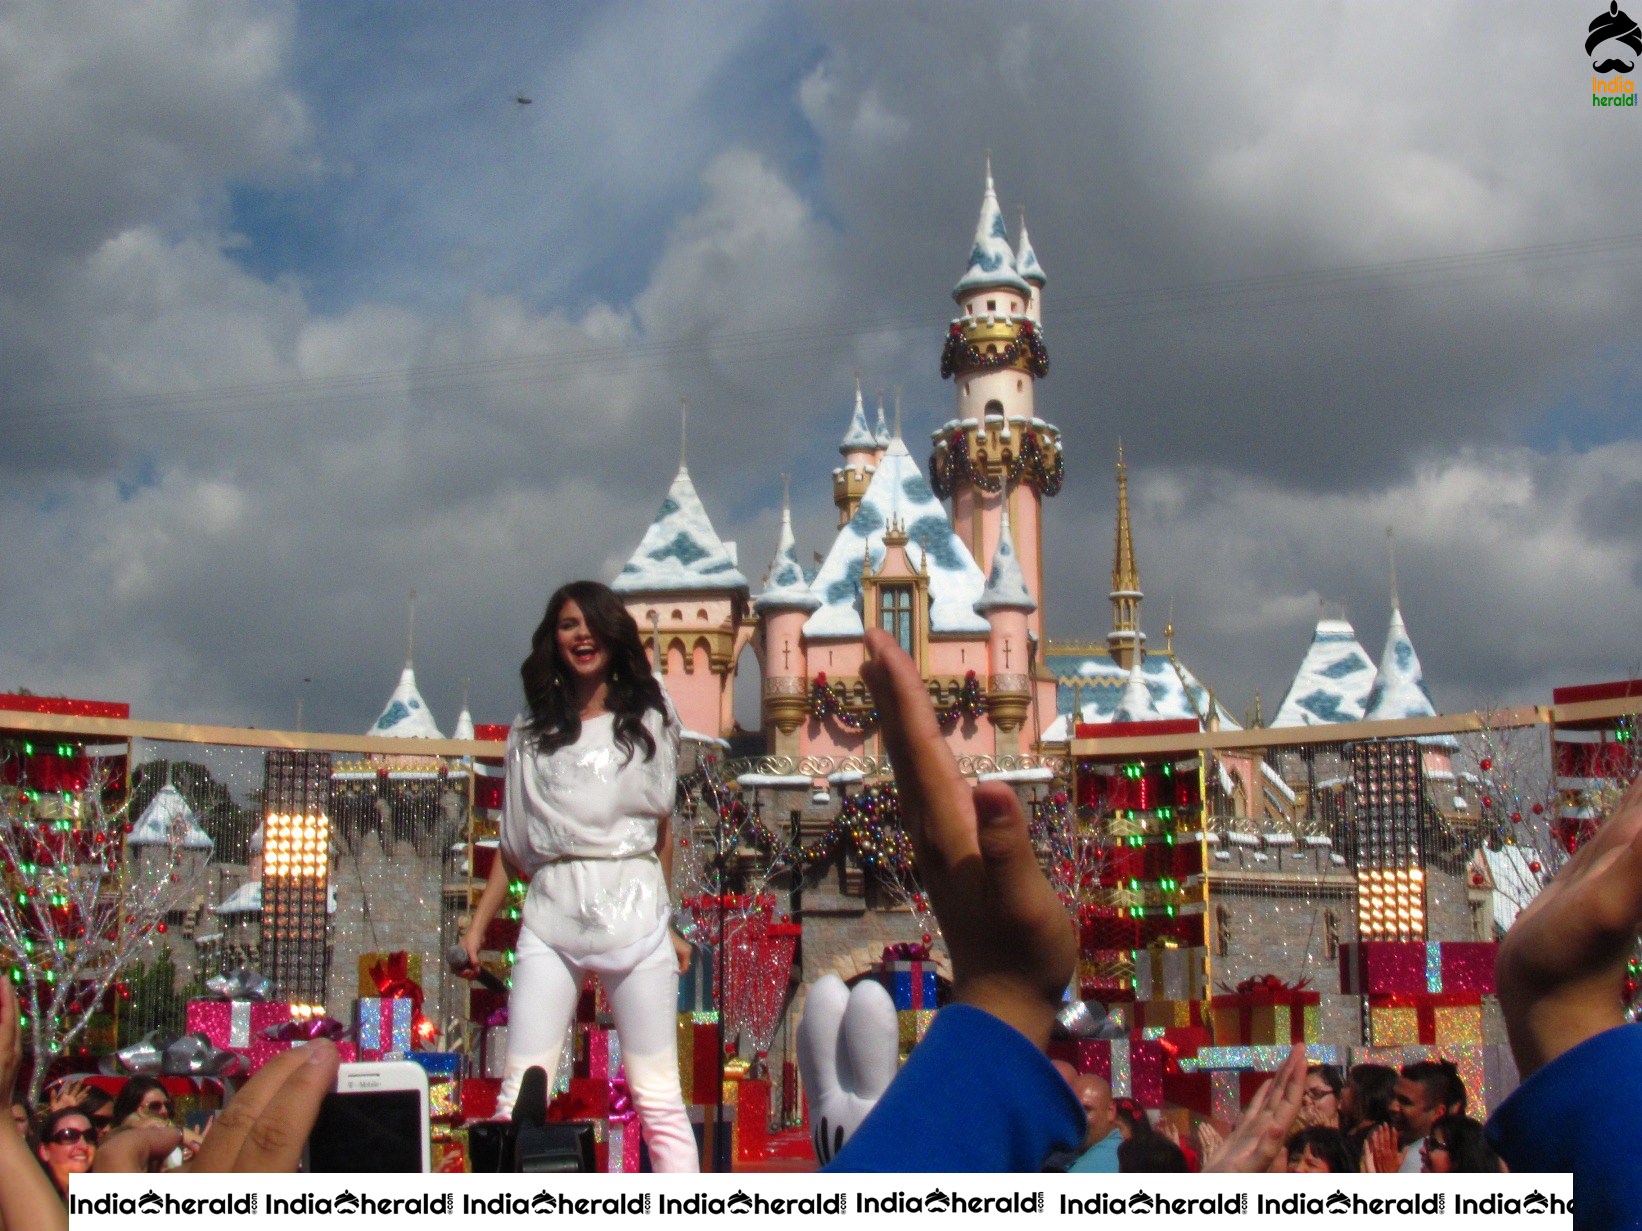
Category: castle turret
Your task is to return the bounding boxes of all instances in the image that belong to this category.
[613,452,751,738]
[833,376,878,527]
[754,492,818,751]
[931,158,1061,643]
[1015,209,1047,323]
[1108,444,1145,669]
[974,498,1036,749]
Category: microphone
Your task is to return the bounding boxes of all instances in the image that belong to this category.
[445,944,507,993]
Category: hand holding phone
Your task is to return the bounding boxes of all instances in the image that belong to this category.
[306,1061,430,1174]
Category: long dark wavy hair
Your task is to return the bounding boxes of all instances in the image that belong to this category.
[520,580,666,762]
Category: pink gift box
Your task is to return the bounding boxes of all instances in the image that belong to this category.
[185,1000,292,1055]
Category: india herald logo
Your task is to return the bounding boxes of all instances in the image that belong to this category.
[1589,2,1642,73]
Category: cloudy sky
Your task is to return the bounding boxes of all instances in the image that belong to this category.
[2,0,1638,737]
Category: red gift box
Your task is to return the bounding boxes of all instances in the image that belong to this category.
[468,986,507,1025]
[1368,991,1485,1046]
[461,1077,501,1121]
[1210,983,1320,1046]
[1338,941,1425,995]
[481,916,520,953]
[551,1076,612,1122]
[1438,942,1497,994]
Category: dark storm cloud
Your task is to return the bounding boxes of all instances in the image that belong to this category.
[0,1,1636,733]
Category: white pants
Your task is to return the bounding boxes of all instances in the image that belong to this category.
[497,926,699,1173]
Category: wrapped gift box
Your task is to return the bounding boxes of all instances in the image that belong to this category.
[460,1077,501,1121]
[355,996,414,1057]
[875,962,939,1011]
[1134,947,1206,1001]
[1210,995,1319,1046]
[431,1125,469,1173]
[406,1052,461,1122]
[476,1024,508,1079]
[357,951,422,1000]
[896,1009,936,1059]
[1433,942,1497,994]
[676,1014,720,1104]
[605,1118,643,1173]
[1338,942,1425,996]
[574,1025,622,1081]
[1367,992,1485,1047]
[467,985,507,1026]
[1137,999,1205,1029]
[677,944,716,1012]
[186,999,292,1052]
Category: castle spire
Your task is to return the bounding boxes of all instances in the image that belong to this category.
[1108,443,1144,667]
[953,156,1029,300]
[839,374,876,454]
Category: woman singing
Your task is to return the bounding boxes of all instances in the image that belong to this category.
[458,580,698,1171]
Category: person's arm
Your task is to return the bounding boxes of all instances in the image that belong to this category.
[1486,773,1642,1224]
[95,1041,341,1174]
[0,977,68,1231]
[656,816,692,973]
[458,852,515,970]
[828,631,1083,1171]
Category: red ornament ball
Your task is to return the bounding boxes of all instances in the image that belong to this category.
[1511,812,1522,823]
[1481,795,1493,808]
[1480,758,1493,772]
[1532,803,1544,815]
[156,922,168,933]
[920,933,932,945]
[1529,861,1542,874]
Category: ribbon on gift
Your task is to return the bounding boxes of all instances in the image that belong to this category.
[366,951,431,1044]
[204,968,273,1001]
[262,1015,348,1043]
[1222,973,1312,998]
[881,941,932,963]
[101,1031,239,1078]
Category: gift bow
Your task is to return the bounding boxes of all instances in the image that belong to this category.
[101,1031,240,1078]
[1222,973,1311,996]
[203,967,274,1001]
[262,1015,348,1043]
[880,941,931,963]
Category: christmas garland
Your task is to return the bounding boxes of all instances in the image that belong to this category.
[929,424,1065,499]
[808,671,988,733]
[939,317,1050,379]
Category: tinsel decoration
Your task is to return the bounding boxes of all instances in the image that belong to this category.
[808,671,988,734]
[928,425,1065,500]
[939,317,1050,379]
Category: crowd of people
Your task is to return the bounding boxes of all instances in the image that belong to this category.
[1,611,1638,1230]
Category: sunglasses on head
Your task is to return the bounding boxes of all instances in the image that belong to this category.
[49,1126,95,1145]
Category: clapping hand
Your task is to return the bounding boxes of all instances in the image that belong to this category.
[1202,1045,1307,1172]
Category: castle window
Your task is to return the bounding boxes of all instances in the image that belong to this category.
[967,302,974,314]
[986,299,996,312]
[879,586,915,655]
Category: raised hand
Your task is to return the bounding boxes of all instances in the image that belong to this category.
[860,629,1077,1049]
[1495,774,1642,1077]
[796,974,900,1165]
[1,976,69,1231]
[1202,1045,1307,1173]
[48,1079,91,1114]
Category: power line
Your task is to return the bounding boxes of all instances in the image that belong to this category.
[6,230,1641,438]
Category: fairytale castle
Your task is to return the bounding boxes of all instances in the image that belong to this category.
[602,164,1454,771]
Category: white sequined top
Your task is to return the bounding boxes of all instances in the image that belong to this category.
[500,701,679,963]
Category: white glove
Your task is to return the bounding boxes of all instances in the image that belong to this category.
[796,973,900,1165]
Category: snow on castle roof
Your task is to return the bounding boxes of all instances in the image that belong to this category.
[1363,606,1437,720]
[1040,649,1237,741]
[612,464,749,596]
[953,166,1031,299]
[803,437,990,639]
[1112,660,1161,723]
[128,784,214,851]
[755,502,819,612]
[974,501,1036,614]
[1271,618,1377,727]
[370,662,444,738]
[1015,216,1047,286]
[839,381,877,454]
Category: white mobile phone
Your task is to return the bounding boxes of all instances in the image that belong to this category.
[304,1060,430,1173]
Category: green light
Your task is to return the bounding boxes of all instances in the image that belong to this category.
[22,742,32,755]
